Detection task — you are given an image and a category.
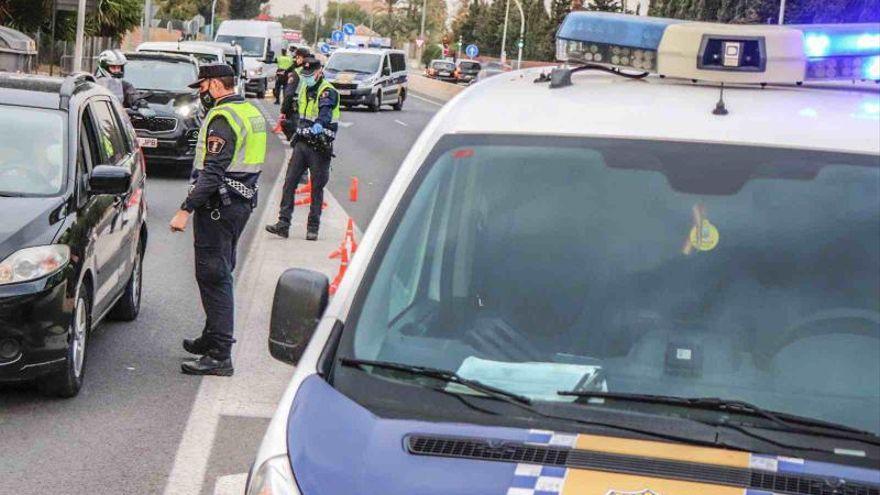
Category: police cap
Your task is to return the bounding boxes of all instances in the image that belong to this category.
[300,57,323,76]
[188,63,236,88]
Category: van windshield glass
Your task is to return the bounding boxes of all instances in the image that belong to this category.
[327,53,382,74]
[342,136,880,436]
[215,35,265,57]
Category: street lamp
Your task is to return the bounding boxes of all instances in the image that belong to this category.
[418,0,427,65]
[778,0,786,24]
[314,0,320,45]
[209,0,218,39]
[500,0,525,68]
[73,0,86,71]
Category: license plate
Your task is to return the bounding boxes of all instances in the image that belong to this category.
[337,89,351,96]
[138,137,158,148]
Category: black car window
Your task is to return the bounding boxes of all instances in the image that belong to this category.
[90,100,128,165]
[77,105,101,203]
[391,53,406,73]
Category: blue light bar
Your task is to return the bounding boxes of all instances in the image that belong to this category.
[556,12,684,51]
[794,24,880,58]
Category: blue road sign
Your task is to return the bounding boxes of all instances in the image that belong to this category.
[320,43,331,54]
[466,44,479,58]
[331,30,344,43]
[343,23,356,36]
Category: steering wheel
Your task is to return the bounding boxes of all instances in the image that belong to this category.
[758,308,880,365]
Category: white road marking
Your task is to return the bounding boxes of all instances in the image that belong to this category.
[408,92,445,107]
[338,121,354,128]
[394,119,408,127]
[213,473,248,495]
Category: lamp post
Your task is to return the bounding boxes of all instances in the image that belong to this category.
[73,0,86,72]
[418,0,427,65]
[778,0,786,24]
[209,0,218,38]
[143,0,151,42]
[314,0,320,45]
[500,0,524,68]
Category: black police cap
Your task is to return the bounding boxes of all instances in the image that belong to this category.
[188,63,236,88]
[294,47,311,58]
[300,57,323,76]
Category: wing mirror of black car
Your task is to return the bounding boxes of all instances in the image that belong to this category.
[89,165,131,196]
[269,268,329,366]
[382,67,391,76]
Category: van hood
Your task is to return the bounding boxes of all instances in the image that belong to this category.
[0,197,66,262]
[243,57,264,72]
[288,376,880,495]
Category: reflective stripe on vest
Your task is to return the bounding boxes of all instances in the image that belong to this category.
[194,100,267,172]
[297,79,340,122]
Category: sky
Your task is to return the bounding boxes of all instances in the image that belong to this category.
[268,0,461,21]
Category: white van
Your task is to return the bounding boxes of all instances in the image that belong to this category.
[215,20,285,98]
[324,48,408,111]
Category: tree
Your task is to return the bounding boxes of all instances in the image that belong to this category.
[586,0,623,11]
[89,0,144,39]
[0,0,141,41]
[228,0,262,19]
[156,0,204,19]
[279,14,306,30]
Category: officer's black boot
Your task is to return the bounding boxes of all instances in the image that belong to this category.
[265,222,290,238]
[181,355,234,376]
[306,230,318,241]
[182,337,210,356]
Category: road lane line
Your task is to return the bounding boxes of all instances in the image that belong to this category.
[408,92,445,107]
[394,119,408,127]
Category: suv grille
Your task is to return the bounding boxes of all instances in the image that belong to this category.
[131,116,177,133]
[406,435,879,495]
[332,82,358,90]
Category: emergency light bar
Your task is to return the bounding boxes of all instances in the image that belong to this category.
[556,12,880,84]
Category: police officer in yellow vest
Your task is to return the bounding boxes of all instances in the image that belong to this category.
[169,63,266,376]
[267,57,339,241]
[274,48,295,105]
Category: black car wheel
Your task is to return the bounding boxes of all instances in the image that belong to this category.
[110,245,144,321]
[39,286,90,398]
[392,90,405,111]
[370,93,381,112]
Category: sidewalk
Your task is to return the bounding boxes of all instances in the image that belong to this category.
[163,133,359,494]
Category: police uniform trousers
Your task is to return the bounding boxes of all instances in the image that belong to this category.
[278,141,331,232]
[193,200,252,358]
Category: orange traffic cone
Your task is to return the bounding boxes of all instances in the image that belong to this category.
[349,177,359,202]
[272,117,283,134]
[346,217,358,254]
[329,245,349,295]
[295,176,312,195]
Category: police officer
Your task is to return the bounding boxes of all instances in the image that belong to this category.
[273,48,294,105]
[95,49,137,108]
[169,63,266,376]
[279,47,310,140]
[266,57,339,241]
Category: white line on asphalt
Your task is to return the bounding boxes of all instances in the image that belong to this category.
[338,121,354,128]
[408,92,445,107]
[394,119,408,127]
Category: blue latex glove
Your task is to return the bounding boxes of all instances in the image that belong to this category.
[310,123,323,135]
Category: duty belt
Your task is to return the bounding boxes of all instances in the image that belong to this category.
[223,177,258,200]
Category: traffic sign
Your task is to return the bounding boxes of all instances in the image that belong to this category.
[465,44,479,58]
[320,43,331,54]
[517,39,524,49]
[331,30,344,43]
[415,38,425,48]
[343,23,356,36]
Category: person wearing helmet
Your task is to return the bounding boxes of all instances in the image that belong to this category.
[95,49,137,108]
[279,47,311,139]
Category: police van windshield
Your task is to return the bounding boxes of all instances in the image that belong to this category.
[125,58,199,92]
[339,136,880,437]
[326,53,382,74]
[0,106,66,197]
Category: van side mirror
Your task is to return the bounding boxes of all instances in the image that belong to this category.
[264,50,276,64]
[269,268,329,365]
[89,165,131,195]
[382,66,391,76]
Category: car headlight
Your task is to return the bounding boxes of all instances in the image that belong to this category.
[359,76,376,87]
[0,245,70,286]
[246,455,300,495]
[250,67,264,77]
[176,103,199,118]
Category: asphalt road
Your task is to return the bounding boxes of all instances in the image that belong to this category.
[0,95,440,495]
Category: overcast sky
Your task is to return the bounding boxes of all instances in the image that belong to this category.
[268,0,461,21]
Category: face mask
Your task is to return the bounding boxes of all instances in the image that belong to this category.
[302,75,317,87]
[200,90,215,110]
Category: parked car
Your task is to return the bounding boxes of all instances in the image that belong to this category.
[324,48,408,111]
[455,59,481,84]
[123,52,203,170]
[0,72,148,397]
[476,61,512,82]
[425,59,457,82]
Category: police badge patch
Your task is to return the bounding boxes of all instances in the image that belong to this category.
[206,135,226,154]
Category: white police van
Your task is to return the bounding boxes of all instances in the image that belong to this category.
[324,48,408,111]
[246,13,880,495]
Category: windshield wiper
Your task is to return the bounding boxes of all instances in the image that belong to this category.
[0,192,27,197]
[558,390,879,446]
[339,358,532,405]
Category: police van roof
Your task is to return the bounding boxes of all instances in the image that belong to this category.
[433,69,880,156]
[333,47,402,55]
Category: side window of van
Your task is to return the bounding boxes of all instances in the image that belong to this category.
[390,53,406,73]
[383,55,392,75]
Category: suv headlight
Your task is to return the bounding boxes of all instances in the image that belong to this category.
[246,455,300,495]
[176,102,199,118]
[0,245,70,286]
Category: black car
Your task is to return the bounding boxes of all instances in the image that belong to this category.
[456,59,481,84]
[0,72,148,397]
[123,52,203,170]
